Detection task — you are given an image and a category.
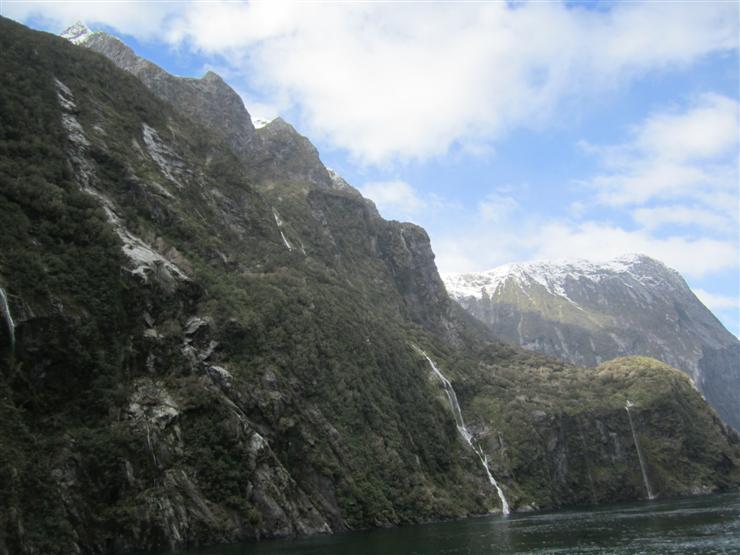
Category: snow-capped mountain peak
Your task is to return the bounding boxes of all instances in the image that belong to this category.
[444,253,740,430]
[442,254,679,302]
[61,22,96,45]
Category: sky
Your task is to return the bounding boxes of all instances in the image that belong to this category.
[3,0,739,335]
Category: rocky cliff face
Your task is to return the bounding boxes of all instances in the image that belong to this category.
[443,254,740,431]
[0,18,738,555]
[462,351,740,508]
[61,22,259,160]
[64,22,337,190]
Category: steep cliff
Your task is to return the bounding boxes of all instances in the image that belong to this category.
[460,351,739,508]
[0,18,738,555]
[61,22,259,161]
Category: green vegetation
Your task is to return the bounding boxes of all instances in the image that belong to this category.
[0,16,738,555]
[456,352,740,508]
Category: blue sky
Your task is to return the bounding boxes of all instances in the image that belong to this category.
[5,1,739,335]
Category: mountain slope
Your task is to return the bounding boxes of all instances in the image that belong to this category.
[0,19,490,552]
[443,254,740,430]
[64,22,336,190]
[0,18,738,555]
[61,22,259,162]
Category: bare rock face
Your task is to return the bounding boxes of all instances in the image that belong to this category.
[253,117,333,187]
[379,223,451,333]
[64,23,339,189]
[64,22,258,159]
[444,255,740,430]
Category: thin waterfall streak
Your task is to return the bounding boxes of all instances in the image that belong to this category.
[279,230,293,251]
[413,345,510,515]
[0,287,15,352]
[625,401,654,500]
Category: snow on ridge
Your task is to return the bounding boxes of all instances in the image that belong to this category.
[443,253,675,302]
[61,22,97,45]
[251,116,272,129]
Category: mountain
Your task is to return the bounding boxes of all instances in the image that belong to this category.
[60,22,259,160]
[61,22,335,190]
[0,18,738,555]
[443,254,740,430]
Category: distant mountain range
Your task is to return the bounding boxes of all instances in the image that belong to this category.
[444,254,740,430]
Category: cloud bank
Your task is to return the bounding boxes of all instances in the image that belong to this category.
[6,1,738,164]
[6,1,737,326]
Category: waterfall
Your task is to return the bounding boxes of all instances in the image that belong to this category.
[625,400,655,500]
[278,229,293,251]
[0,287,15,352]
[273,209,293,251]
[414,346,510,515]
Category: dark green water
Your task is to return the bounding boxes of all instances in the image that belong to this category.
[175,492,740,554]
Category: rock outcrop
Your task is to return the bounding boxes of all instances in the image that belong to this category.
[63,22,259,160]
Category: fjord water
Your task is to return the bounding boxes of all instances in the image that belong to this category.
[169,492,740,555]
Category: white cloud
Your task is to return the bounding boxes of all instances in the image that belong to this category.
[2,1,175,40]
[235,89,284,122]
[582,93,739,208]
[7,1,738,294]
[478,193,519,222]
[433,91,739,282]
[632,205,735,233]
[569,201,587,218]
[693,288,740,312]
[223,2,738,164]
[432,217,737,279]
[635,94,738,161]
[360,180,424,218]
[8,1,736,164]
[433,231,523,275]
[590,3,738,76]
[556,93,740,283]
[528,221,737,279]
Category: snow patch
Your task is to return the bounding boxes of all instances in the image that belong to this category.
[443,254,678,309]
[61,22,96,45]
[251,116,273,129]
